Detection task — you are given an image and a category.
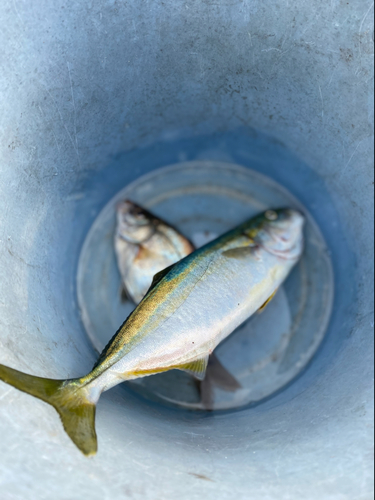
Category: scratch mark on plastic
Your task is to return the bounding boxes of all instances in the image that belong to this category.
[318,84,324,121]
[358,2,374,67]
[343,139,365,173]
[41,83,81,167]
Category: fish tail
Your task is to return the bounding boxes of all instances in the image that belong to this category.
[0,363,97,456]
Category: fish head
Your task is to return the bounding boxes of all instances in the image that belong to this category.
[247,208,305,260]
[115,200,157,244]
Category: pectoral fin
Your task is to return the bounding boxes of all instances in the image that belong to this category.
[258,289,278,313]
[222,244,258,260]
[178,356,209,381]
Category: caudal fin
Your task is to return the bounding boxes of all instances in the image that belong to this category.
[0,363,97,456]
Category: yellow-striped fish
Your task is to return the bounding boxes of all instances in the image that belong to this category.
[0,208,304,455]
[114,200,240,407]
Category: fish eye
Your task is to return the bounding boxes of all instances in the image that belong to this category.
[265,210,278,221]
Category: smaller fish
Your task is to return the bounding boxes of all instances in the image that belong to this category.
[114,200,194,305]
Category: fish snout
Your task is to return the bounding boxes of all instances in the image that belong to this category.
[278,209,305,258]
[285,208,304,226]
[261,208,305,259]
[281,209,305,236]
[115,199,135,215]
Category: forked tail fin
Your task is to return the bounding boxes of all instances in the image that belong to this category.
[0,363,97,456]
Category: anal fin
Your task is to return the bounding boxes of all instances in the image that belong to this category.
[178,355,209,381]
[258,288,278,313]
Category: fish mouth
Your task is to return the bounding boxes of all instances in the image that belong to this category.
[259,209,305,260]
[117,199,160,223]
[115,199,159,244]
[260,236,304,260]
[118,228,156,245]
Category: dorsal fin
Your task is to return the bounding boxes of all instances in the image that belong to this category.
[96,263,175,369]
[178,355,209,381]
[147,263,176,293]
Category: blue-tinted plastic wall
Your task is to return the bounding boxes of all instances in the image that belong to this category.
[0,1,373,499]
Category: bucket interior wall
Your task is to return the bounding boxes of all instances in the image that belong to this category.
[0,1,373,499]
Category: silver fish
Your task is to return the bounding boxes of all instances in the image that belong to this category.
[114,201,240,407]
[0,208,304,455]
[114,200,194,304]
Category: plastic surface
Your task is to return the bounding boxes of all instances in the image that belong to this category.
[0,1,373,499]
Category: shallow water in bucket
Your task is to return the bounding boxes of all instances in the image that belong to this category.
[77,161,334,411]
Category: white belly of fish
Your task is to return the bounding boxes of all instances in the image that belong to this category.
[106,247,295,381]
